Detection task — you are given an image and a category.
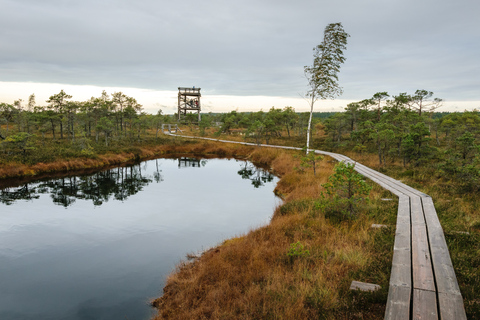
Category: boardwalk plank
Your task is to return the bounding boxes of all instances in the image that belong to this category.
[422,197,467,319]
[408,196,436,293]
[421,198,460,294]
[390,249,411,287]
[438,292,467,320]
[384,286,411,320]
[413,289,438,320]
[411,224,435,292]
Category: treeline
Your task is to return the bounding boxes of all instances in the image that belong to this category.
[208,90,480,191]
[2,88,480,192]
[320,90,480,191]
[0,90,179,164]
[0,90,169,145]
[0,89,332,159]
[212,107,306,143]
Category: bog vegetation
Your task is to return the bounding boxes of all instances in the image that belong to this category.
[1,89,479,318]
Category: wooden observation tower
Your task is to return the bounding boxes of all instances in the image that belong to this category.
[178,87,201,122]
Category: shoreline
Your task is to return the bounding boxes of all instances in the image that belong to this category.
[0,140,273,188]
[0,138,396,319]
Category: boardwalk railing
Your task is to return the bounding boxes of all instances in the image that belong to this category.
[166,133,467,320]
[161,124,183,134]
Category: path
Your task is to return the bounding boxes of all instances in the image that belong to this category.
[166,132,467,320]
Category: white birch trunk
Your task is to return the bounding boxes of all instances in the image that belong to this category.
[306,93,316,154]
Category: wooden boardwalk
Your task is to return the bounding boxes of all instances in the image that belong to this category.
[167,133,467,319]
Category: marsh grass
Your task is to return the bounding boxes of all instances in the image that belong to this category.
[151,140,397,320]
[1,130,401,319]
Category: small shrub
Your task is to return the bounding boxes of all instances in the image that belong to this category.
[278,199,314,216]
[297,148,324,175]
[287,241,310,259]
[321,162,372,219]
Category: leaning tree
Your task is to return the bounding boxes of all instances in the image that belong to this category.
[305,22,349,152]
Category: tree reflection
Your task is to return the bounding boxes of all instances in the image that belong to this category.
[237,161,274,188]
[153,159,164,183]
[0,185,40,205]
[0,163,157,207]
[0,158,272,207]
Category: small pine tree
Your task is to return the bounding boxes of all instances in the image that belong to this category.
[321,162,372,218]
[299,148,324,175]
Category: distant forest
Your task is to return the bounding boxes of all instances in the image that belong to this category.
[1,89,479,192]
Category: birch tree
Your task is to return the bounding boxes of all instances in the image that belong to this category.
[305,22,349,152]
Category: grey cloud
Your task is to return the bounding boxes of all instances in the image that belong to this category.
[1,0,479,102]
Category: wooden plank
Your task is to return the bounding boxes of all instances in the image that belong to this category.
[413,289,438,320]
[431,250,459,294]
[393,196,410,256]
[350,280,381,292]
[355,163,428,197]
[372,223,389,228]
[422,197,462,295]
[384,286,411,320]
[422,197,460,294]
[318,154,424,200]
[421,197,467,319]
[438,292,467,320]
[354,165,419,198]
[353,166,407,197]
[411,196,435,292]
[354,163,427,198]
[411,223,435,291]
[390,249,411,287]
[385,193,411,319]
[410,196,425,226]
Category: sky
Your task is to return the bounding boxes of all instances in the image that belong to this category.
[1,0,479,114]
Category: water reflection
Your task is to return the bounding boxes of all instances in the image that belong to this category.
[177,157,207,168]
[237,161,275,188]
[1,165,154,207]
[0,158,279,320]
[0,158,273,207]
[0,184,40,205]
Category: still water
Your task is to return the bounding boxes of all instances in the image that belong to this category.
[0,158,280,320]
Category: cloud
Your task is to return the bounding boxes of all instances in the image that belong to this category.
[0,0,479,105]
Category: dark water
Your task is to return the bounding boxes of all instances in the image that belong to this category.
[0,158,280,320]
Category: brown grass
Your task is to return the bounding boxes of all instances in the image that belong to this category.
[0,135,394,318]
[151,138,392,320]
[152,212,380,319]
[0,153,134,180]
[0,140,267,182]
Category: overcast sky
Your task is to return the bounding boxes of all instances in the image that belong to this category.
[1,0,479,113]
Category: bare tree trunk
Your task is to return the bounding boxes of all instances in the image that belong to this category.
[378,143,382,165]
[50,120,56,139]
[306,94,315,154]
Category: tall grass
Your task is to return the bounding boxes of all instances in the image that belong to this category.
[151,141,397,320]
[0,131,401,318]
